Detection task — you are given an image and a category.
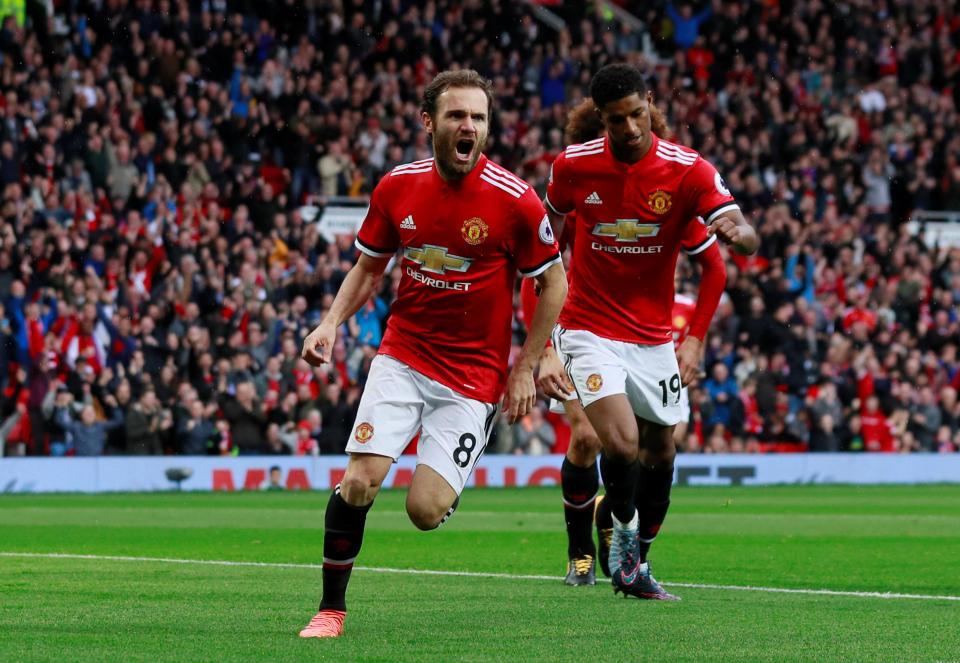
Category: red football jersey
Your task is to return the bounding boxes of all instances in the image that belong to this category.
[546,134,737,345]
[672,293,697,347]
[356,155,561,403]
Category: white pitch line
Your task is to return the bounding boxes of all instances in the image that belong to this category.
[2,552,958,602]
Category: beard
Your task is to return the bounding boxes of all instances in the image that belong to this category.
[432,130,484,181]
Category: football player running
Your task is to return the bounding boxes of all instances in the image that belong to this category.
[540,64,758,599]
[298,69,566,637]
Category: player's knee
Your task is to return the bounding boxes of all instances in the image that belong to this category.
[339,470,382,505]
[405,499,445,531]
[568,433,602,466]
[602,430,639,462]
[644,435,677,467]
[643,428,677,466]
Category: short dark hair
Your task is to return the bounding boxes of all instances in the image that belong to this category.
[590,64,648,109]
[420,69,494,119]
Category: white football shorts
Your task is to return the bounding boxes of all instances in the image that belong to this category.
[678,385,690,425]
[345,354,498,494]
[551,326,685,427]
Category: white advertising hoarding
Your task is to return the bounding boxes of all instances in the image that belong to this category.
[1,454,959,493]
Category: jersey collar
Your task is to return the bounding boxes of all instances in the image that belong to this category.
[604,132,660,170]
[433,153,488,188]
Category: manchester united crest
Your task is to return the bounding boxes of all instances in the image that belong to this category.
[354,422,374,443]
[461,217,489,245]
[648,190,672,215]
[586,374,603,392]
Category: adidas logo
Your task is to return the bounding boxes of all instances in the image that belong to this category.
[400,215,416,230]
[585,192,603,205]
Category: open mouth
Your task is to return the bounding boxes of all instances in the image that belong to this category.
[455,139,474,162]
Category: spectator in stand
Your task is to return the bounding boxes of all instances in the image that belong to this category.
[0,0,958,458]
[56,396,125,457]
[666,3,712,51]
[218,380,267,455]
[177,399,216,455]
[264,422,294,455]
[704,362,738,430]
[908,386,942,451]
[809,413,841,452]
[294,420,319,456]
[124,387,169,455]
[511,402,555,455]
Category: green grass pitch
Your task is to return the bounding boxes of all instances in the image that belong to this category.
[2,485,959,662]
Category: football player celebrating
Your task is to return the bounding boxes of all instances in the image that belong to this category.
[541,64,757,599]
[298,70,567,637]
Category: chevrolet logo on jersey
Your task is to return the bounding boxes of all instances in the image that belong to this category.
[404,244,472,274]
[592,220,661,242]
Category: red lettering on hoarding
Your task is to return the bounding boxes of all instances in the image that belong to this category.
[212,469,235,491]
[473,467,487,487]
[243,469,266,490]
[392,468,413,488]
[329,468,346,489]
[528,467,562,486]
[504,467,517,487]
[286,468,310,490]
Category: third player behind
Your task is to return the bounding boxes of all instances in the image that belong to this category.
[540,63,758,599]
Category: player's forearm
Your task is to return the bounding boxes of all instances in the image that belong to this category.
[689,243,727,341]
[321,258,387,328]
[517,263,567,371]
[732,222,759,255]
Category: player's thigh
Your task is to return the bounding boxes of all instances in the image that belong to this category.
[636,416,676,466]
[564,398,602,466]
[552,327,628,412]
[345,354,424,460]
[415,380,497,497]
[583,393,640,461]
[406,463,458,530]
[623,341,686,428]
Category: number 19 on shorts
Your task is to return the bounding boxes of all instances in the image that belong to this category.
[659,373,681,407]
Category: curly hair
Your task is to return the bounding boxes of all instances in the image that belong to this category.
[649,102,672,140]
[567,96,672,144]
[565,98,605,144]
[589,63,647,109]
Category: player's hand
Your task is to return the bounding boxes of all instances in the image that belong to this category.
[676,336,702,387]
[537,346,573,400]
[301,322,337,366]
[706,216,743,247]
[503,364,536,424]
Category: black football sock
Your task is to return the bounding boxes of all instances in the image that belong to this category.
[319,486,372,612]
[599,452,638,525]
[633,462,673,563]
[561,458,599,558]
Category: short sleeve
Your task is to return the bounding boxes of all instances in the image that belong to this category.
[355,181,400,258]
[680,216,717,256]
[686,157,739,225]
[512,189,562,278]
[544,152,576,216]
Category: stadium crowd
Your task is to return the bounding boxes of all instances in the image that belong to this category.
[2,0,960,458]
